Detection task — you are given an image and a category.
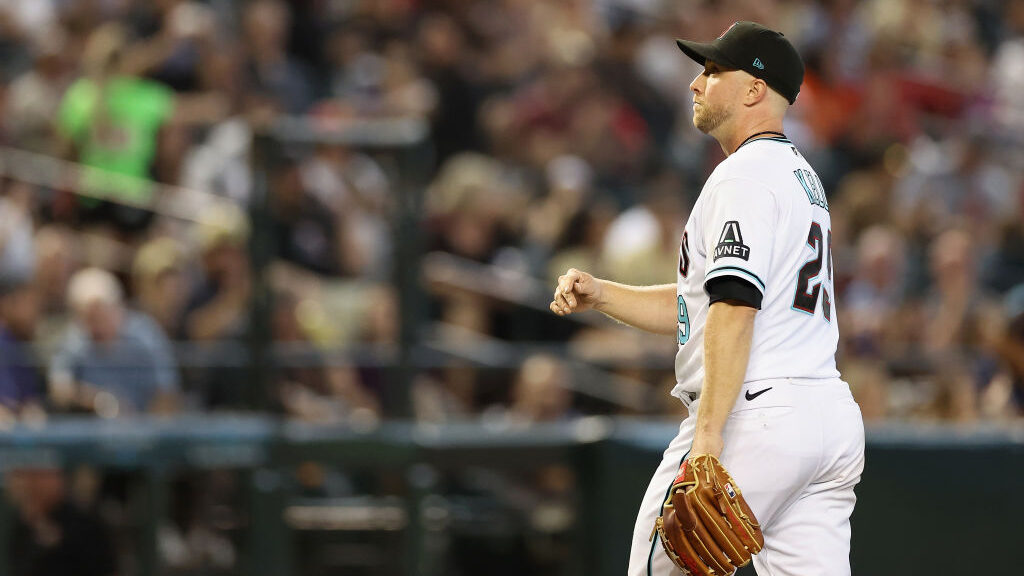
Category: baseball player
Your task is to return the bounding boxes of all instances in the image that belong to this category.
[551,22,865,576]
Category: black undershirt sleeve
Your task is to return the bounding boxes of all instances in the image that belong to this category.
[705,276,762,309]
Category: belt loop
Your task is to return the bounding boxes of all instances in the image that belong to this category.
[681,391,697,410]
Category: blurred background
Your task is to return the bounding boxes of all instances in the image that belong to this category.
[0,0,1021,575]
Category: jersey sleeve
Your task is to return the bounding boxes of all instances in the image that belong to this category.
[701,177,778,300]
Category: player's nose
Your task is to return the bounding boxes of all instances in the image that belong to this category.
[689,72,703,95]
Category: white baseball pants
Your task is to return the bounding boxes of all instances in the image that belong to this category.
[628,377,865,576]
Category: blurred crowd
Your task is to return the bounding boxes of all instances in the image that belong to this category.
[0,0,1021,440]
[0,1,1021,574]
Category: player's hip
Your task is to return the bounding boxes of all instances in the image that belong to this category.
[675,376,855,413]
[732,376,853,409]
[722,377,864,476]
[688,377,862,465]
[671,363,842,407]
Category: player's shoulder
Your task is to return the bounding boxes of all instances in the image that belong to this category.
[704,152,779,200]
[708,140,814,203]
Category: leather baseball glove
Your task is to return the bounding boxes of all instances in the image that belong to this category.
[654,454,764,575]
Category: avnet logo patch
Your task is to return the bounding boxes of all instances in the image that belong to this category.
[713,220,750,261]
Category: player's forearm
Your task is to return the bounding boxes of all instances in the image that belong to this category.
[696,302,756,441]
[594,282,677,335]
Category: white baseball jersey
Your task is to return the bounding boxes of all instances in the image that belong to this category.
[672,135,840,400]
[630,135,863,576]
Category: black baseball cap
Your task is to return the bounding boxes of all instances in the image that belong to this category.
[676,21,804,104]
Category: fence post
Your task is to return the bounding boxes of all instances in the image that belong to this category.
[246,133,278,412]
[390,141,433,418]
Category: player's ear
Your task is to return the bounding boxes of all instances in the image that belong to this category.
[746,78,768,106]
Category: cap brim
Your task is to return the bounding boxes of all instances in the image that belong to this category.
[675,39,738,69]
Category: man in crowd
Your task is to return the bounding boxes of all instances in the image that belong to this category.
[49,267,180,417]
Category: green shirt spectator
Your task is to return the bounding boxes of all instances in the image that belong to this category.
[57,75,174,204]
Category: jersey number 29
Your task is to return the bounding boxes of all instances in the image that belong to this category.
[677,295,690,345]
[678,231,691,345]
[792,222,832,321]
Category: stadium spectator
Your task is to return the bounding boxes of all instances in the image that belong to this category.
[505,354,574,424]
[48,267,180,417]
[31,225,80,343]
[269,159,344,276]
[241,0,313,116]
[842,225,909,358]
[56,23,226,234]
[918,229,983,421]
[181,204,251,408]
[600,172,685,286]
[982,217,1024,294]
[0,0,57,82]
[6,466,117,576]
[2,31,72,156]
[123,0,217,94]
[978,283,1024,418]
[298,143,393,280]
[130,236,189,337]
[56,23,176,232]
[0,279,43,423]
[0,180,35,286]
[273,287,380,424]
[416,13,482,165]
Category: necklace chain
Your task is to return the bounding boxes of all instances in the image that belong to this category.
[734,130,787,153]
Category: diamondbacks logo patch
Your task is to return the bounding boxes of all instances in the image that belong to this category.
[714,221,750,261]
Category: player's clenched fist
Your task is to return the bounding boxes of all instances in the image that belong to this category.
[550,268,602,316]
